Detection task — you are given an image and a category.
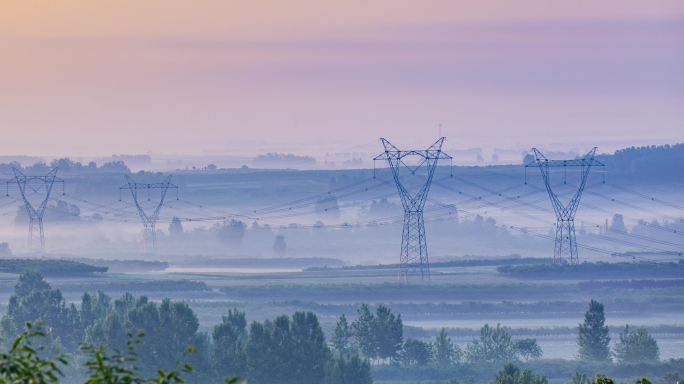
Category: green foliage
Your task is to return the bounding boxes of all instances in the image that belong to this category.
[246,312,330,384]
[515,339,542,361]
[351,304,403,361]
[86,296,200,376]
[578,300,611,362]
[373,305,403,361]
[352,304,375,358]
[4,272,83,350]
[324,354,372,384]
[592,375,615,384]
[81,292,112,331]
[401,339,432,367]
[466,324,517,364]
[212,309,247,378]
[81,332,242,384]
[0,322,67,384]
[614,325,660,363]
[0,259,107,276]
[331,314,354,356]
[433,328,460,366]
[493,364,547,384]
[464,325,541,365]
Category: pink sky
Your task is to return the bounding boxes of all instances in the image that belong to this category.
[1,1,683,158]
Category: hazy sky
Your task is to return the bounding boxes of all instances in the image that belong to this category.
[1,1,683,158]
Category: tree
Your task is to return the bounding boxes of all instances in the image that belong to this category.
[593,375,615,384]
[245,321,274,384]
[332,314,354,356]
[571,372,591,384]
[4,272,82,351]
[273,235,287,256]
[85,295,202,376]
[246,312,330,384]
[493,363,548,384]
[433,328,460,366]
[466,324,517,364]
[609,214,627,233]
[324,354,372,384]
[82,331,242,384]
[372,305,403,362]
[213,309,247,378]
[352,304,375,358]
[169,217,184,238]
[218,219,246,245]
[0,242,11,257]
[80,291,112,330]
[290,312,329,384]
[401,339,432,366]
[614,325,659,363]
[578,300,611,362]
[515,338,542,361]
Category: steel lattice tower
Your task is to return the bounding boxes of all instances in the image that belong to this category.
[10,167,63,250]
[375,137,452,280]
[120,175,177,250]
[526,147,605,265]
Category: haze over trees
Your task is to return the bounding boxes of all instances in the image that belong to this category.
[614,326,660,364]
[0,272,371,384]
[0,274,678,383]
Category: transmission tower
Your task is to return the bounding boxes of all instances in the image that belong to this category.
[9,167,63,250]
[120,175,177,250]
[526,147,605,265]
[374,137,452,280]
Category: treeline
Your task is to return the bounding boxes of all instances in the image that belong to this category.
[578,279,684,290]
[373,300,671,384]
[0,157,130,175]
[0,272,370,384]
[330,305,543,367]
[0,259,107,276]
[597,143,684,182]
[497,261,684,279]
[0,272,677,384]
[70,258,169,273]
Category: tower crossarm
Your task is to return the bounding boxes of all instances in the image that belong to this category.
[526,147,604,168]
[123,175,151,227]
[121,175,178,228]
[150,176,174,223]
[11,167,61,219]
[9,167,62,249]
[527,147,604,220]
[376,137,450,212]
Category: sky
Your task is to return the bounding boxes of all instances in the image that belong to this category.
[0,1,683,159]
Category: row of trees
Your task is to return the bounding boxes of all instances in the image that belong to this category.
[489,364,670,384]
[331,304,543,367]
[328,299,661,368]
[578,300,660,363]
[0,272,371,384]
